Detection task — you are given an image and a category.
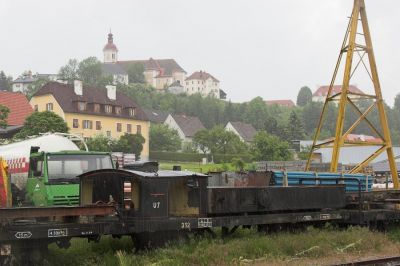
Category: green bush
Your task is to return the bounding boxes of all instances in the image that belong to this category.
[149,151,252,163]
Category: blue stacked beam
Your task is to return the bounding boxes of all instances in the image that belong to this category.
[272,171,372,192]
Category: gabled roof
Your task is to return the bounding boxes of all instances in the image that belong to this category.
[143,108,169,124]
[0,91,33,126]
[170,114,205,137]
[227,121,257,142]
[265,99,295,107]
[185,71,219,82]
[313,85,364,97]
[117,58,186,76]
[102,63,127,75]
[33,82,148,121]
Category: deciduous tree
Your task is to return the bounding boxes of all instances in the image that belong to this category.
[251,131,292,161]
[296,86,312,106]
[0,105,10,129]
[15,111,69,139]
[150,124,181,152]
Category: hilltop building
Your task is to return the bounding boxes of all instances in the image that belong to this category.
[12,71,58,93]
[265,100,295,108]
[101,32,186,90]
[312,85,365,103]
[30,81,150,160]
[184,71,225,99]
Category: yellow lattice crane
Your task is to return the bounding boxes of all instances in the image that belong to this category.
[306,0,399,188]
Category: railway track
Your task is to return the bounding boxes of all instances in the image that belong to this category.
[337,256,400,266]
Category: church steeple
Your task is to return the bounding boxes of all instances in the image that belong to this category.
[103,31,118,63]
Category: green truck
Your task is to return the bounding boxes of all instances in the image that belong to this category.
[24,149,114,207]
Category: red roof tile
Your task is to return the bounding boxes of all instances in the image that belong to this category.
[185,71,219,82]
[313,85,364,97]
[0,91,33,126]
[265,100,295,107]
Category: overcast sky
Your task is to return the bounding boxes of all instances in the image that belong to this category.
[1,0,399,105]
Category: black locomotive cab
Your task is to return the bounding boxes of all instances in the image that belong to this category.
[79,169,208,219]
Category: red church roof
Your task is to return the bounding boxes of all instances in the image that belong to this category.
[0,91,33,126]
[313,85,364,97]
[265,99,295,107]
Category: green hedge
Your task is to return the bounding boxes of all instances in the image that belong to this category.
[149,151,252,163]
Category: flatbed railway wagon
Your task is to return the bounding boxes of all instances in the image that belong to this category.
[1,169,400,265]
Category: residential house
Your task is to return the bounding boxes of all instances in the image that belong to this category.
[225,121,257,144]
[0,91,33,138]
[184,71,222,99]
[12,71,58,93]
[30,81,150,160]
[312,85,365,103]
[143,108,169,124]
[265,100,295,107]
[167,80,185,95]
[164,114,205,150]
[101,32,186,89]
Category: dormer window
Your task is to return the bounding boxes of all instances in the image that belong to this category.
[105,105,112,114]
[128,108,135,117]
[77,101,86,111]
[115,106,122,115]
[94,104,100,112]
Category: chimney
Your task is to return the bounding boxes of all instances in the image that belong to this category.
[74,80,83,96]
[106,85,116,100]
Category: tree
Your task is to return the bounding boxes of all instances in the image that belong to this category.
[113,133,145,160]
[77,57,103,86]
[86,134,114,152]
[25,77,49,99]
[150,124,182,152]
[14,111,69,139]
[0,105,10,129]
[394,93,400,112]
[251,131,292,161]
[285,110,305,141]
[58,59,79,83]
[296,86,313,106]
[127,63,145,84]
[0,71,13,91]
[193,126,248,155]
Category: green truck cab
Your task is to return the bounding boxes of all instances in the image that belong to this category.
[25,150,114,207]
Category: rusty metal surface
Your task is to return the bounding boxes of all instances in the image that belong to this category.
[0,205,115,220]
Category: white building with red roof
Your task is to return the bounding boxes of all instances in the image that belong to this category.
[101,32,186,89]
[312,85,365,103]
[184,71,222,99]
[265,100,295,107]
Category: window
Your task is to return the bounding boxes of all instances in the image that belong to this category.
[77,101,86,111]
[105,105,112,113]
[136,125,141,134]
[117,123,122,132]
[83,120,92,129]
[73,119,79,128]
[112,53,115,59]
[46,103,53,111]
[128,108,135,117]
[94,104,100,112]
[34,105,38,111]
[96,121,101,130]
[106,131,111,137]
[127,124,132,133]
[115,106,122,115]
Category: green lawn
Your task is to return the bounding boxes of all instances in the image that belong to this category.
[46,226,400,266]
[159,162,254,173]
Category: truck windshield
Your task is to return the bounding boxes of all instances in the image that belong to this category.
[47,154,113,181]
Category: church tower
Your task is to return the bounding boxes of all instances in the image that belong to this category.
[103,31,118,63]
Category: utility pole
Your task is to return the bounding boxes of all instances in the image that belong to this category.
[306,0,399,188]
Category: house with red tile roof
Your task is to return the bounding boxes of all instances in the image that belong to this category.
[184,71,225,99]
[101,32,186,90]
[0,91,33,137]
[312,85,365,103]
[265,100,295,107]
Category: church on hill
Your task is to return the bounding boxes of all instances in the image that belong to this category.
[101,32,187,90]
